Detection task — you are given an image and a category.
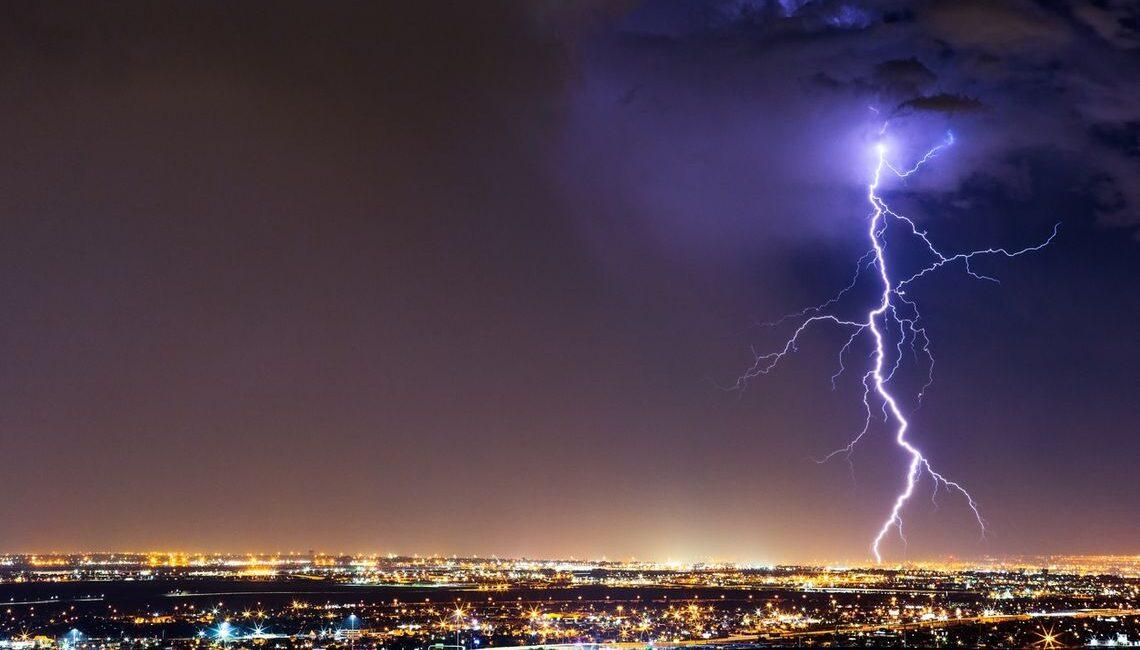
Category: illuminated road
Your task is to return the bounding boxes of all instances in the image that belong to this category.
[582,607,1140,647]
[758,607,1140,642]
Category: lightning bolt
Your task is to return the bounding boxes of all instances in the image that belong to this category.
[738,129,1058,562]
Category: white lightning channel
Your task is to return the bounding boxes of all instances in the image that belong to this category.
[737,131,1058,562]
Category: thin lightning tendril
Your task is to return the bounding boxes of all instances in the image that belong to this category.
[738,130,1058,562]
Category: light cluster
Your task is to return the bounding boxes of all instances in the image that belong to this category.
[2,554,1140,648]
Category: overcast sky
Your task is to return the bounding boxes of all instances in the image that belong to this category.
[0,0,1136,563]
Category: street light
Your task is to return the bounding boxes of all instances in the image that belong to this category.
[347,614,359,650]
[453,607,466,650]
[216,621,232,648]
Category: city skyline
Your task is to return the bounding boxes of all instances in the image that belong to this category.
[1,551,1140,648]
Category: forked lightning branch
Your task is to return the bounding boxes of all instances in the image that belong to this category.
[738,129,1058,562]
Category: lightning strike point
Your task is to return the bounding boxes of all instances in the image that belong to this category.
[739,128,1057,562]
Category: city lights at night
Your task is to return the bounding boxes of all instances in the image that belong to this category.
[3,554,1140,647]
[0,1,1136,649]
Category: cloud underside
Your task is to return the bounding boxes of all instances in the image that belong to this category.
[582,0,1140,229]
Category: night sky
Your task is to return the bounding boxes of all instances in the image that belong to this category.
[0,1,1137,563]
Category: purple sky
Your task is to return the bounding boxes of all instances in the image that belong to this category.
[0,1,1137,563]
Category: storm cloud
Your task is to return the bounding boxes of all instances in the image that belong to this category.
[556,0,1140,250]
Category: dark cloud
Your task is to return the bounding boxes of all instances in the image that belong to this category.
[1071,1,1140,50]
[922,0,1074,54]
[870,57,938,96]
[560,0,1140,241]
[895,92,985,115]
